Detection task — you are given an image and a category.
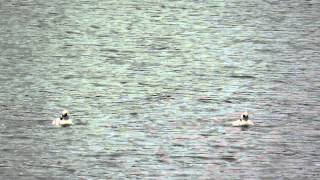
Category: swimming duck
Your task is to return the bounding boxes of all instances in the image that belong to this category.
[231,112,254,127]
[52,110,73,127]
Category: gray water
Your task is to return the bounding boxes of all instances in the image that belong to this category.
[0,0,319,179]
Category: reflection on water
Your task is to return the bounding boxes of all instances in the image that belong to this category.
[0,0,319,179]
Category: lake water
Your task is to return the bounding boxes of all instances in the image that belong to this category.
[0,0,319,179]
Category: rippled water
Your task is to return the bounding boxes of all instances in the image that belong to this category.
[1,0,319,179]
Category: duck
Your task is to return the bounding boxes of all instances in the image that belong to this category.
[52,110,73,127]
[231,111,254,127]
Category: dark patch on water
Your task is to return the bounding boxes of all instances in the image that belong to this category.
[229,75,256,79]
[220,155,237,162]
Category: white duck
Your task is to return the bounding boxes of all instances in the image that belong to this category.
[231,112,254,127]
[52,110,73,127]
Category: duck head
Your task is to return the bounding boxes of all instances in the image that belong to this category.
[61,110,69,118]
[241,112,249,121]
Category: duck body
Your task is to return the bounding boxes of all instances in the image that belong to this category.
[52,118,73,127]
[231,119,254,127]
[52,110,73,127]
[231,111,254,127]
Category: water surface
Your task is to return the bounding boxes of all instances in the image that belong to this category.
[0,0,319,179]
